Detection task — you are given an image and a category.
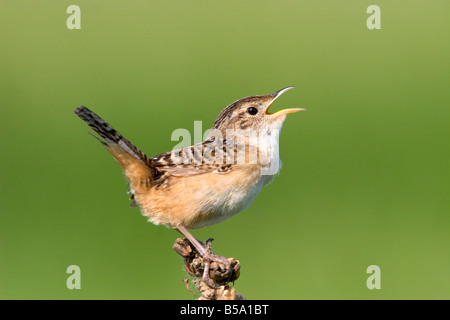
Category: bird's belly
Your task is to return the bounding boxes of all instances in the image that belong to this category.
[140,165,275,229]
[195,173,273,229]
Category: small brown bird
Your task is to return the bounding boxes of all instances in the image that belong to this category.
[74,87,304,284]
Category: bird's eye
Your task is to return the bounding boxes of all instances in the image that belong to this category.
[247,107,258,115]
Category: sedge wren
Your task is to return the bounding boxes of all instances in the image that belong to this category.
[74,87,304,284]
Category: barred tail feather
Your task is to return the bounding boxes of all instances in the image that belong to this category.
[74,106,157,196]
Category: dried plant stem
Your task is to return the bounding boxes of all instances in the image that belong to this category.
[173,238,245,300]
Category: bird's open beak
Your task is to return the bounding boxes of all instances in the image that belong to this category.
[265,86,306,116]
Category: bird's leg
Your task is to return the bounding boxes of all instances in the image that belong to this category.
[176,225,209,256]
[177,224,231,287]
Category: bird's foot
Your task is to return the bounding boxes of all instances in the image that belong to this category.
[201,250,232,289]
[173,237,240,290]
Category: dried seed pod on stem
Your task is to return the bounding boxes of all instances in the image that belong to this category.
[173,238,245,300]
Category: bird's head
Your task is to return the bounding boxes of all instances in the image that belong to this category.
[212,87,304,134]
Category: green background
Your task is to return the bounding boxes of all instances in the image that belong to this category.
[1,0,449,299]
